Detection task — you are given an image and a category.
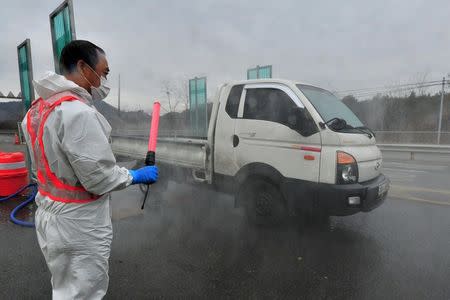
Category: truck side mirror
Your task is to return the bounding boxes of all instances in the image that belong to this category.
[329,118,347,130]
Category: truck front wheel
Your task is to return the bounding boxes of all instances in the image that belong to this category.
[238,178,287,226]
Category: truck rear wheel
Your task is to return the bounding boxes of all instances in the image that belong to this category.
[239,178,287,226]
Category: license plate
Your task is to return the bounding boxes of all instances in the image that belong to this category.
[378,182,389,197]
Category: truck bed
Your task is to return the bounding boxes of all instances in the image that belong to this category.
[111,134,208,171]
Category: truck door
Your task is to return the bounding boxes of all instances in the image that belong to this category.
[214,84,244,177]
[234,83,322,182]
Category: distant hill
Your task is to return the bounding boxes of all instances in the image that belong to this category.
[94,100,154,130]
[342,93,449,131]
[0,101,23,129]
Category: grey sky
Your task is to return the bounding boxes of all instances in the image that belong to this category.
[1,0,449,111]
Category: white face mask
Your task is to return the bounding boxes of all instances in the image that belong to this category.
[91,76,111,101]
[80,64,111,101]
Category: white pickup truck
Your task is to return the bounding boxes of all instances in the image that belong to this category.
[112,79,390,224]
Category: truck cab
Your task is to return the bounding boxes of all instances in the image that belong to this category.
[210,79,389,223]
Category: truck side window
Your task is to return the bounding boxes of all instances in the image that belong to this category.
[225,85,244,118]
[243,88,318,136]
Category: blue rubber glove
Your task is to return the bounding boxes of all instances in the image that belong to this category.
[129,166,159,185]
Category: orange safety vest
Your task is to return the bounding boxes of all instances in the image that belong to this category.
[26,91,100,203]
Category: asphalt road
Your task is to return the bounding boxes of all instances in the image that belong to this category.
[0,143,448,299]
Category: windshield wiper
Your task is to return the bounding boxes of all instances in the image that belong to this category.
[321,118,373,138]
[341,125,373,138]
[355,126,375,138]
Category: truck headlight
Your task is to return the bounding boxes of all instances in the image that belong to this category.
[336,151,358,184]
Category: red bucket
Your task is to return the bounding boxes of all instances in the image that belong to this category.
[0,152,29,196]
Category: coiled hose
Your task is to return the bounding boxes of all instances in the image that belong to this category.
[0,183,37,227]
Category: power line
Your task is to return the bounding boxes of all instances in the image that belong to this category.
[335,80,442,94]
[350,83,441,97]
[337,82,443,99]
[337,84,440,97]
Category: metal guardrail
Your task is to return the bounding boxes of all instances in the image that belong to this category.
[378,143,450,152]
[378,143,450,162]
[374,131,450,145]
[0,129,17,134]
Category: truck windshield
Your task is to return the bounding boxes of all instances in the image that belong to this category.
[296,84,363,128]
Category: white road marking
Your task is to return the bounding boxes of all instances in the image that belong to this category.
[383,161,449,172]
[380,160,450,206]
[391,185,450,196]
[382,167,428,174]
[390,195,450,207]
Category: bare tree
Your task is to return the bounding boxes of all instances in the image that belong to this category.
[411,72,430,96]
[173,77,190,111]
[160,79,174,112]
[160,77,190,112]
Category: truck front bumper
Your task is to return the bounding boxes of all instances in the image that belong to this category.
[284,174,390,216]
[317,174,390,216]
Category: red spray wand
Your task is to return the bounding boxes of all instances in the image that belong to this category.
[141,101,161,209]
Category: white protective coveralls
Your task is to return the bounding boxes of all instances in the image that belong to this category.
[21,71,133,300]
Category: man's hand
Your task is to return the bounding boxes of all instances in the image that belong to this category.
[129,166,158,185]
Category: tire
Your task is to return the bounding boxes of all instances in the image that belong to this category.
[239,178,287,226]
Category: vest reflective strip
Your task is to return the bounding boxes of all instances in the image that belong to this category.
[26,104,37,148]
[0,162,26,170]
[38,188,100,204]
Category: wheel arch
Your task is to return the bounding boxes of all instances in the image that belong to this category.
[234,162,285,207]
[235,162,283,185]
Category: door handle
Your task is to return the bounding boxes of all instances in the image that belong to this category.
[239,132,256,137]
[233,135,239,147]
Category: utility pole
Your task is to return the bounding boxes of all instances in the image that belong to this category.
[437,77,445,144]
[118,74,121,117]
[166,90,172,112]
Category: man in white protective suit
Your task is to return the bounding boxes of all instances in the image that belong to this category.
[21,40,158,299]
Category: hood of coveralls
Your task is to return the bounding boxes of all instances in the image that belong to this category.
[33,71,93,104]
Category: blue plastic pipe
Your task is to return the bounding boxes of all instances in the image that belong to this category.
[0,183,37,227]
